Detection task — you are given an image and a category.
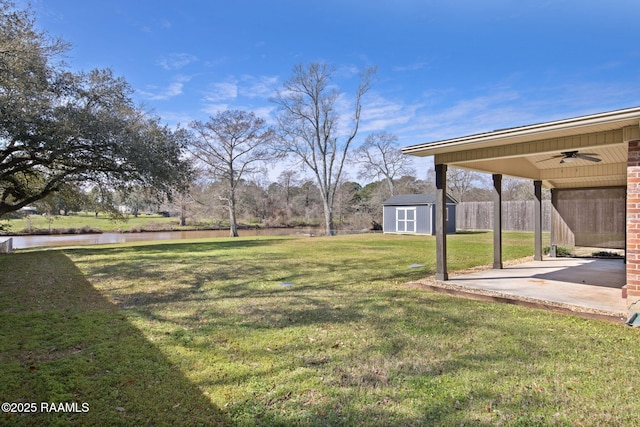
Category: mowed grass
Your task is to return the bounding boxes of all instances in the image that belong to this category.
[1,232,639,426]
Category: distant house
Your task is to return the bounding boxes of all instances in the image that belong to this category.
[382,194,457,235]
[18,206,38,215]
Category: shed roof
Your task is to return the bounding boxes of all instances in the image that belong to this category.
[382,194,457,206]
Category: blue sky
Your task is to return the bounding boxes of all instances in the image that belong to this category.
[23,0,640,178]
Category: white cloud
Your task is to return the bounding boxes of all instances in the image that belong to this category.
[138,81,184,101]
[138,75,191,101]
[360,92,423,132]
[392,62,429,72]
[238,75,279,99]
[414,81,640,143]
[203,75,278,104]
[159,53,198,70]
[204,81,238,102]
[250,105,278,124]
[137,18,172,34]
[200,75,280,120]
[394,89,532,144]
[336,64,361,79]
[156,111,196,128]
[201,103,231,116]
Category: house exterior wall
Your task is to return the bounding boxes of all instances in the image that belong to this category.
[627,141,640,311]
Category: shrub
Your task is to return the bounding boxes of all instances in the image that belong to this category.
[543,245,573,257]
[592,250,622,258]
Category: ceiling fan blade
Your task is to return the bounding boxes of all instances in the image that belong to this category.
[575,154,601,162]
[536,154,564,163]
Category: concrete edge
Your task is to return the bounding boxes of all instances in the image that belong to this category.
[405,278,628,324]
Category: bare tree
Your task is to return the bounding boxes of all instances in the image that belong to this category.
[169,187,198,226]
[502,177,532,201]
[188,110,275,237]
[447,167,487,202]
[276,169,301,224]
[273,62,376,235]
[333,181,362,228]
[354,131,415,197]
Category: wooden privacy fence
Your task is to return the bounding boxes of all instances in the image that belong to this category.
[552,187,625,249]
[456,201,552,232]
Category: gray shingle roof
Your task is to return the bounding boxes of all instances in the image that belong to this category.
[382,194,457,206]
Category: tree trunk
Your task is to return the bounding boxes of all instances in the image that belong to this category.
[228,196,239,237]
[322,199,335,236]
[180,199,187,226]
[387,178,395,196]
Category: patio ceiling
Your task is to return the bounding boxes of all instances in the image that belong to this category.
[403,107,640,189]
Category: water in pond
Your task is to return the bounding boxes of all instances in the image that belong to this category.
[5,228,317,249]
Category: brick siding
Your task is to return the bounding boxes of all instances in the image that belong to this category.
[627,141,640,308]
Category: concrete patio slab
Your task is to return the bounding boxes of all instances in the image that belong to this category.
[409,257,628,322]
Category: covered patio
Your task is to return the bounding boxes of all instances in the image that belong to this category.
[411,257,627,321]
[402,106,640,317]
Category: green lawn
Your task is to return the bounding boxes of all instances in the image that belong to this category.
[1,233,638,426]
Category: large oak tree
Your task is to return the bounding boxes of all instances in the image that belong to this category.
[0,1,190,217]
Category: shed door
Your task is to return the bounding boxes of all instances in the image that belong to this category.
[396,207,416,233]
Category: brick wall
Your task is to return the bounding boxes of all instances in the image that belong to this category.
[627,141,640,311]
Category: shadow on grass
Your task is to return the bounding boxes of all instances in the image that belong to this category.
[0,251,230,426]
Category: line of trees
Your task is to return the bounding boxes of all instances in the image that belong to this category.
[19,164,542,234]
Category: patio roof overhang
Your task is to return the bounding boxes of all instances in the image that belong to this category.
[403,106,640,189]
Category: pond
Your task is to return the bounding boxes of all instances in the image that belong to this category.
[5,228,318,249]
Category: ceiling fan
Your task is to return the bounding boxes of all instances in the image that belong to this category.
[539,150,601,164]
